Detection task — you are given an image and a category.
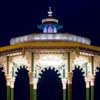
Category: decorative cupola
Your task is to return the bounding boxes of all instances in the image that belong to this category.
[38,7,63,33]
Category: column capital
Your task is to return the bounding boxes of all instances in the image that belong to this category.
[10,78,15,88]
[33,78,38,89]
[62,79,67,89]
[87,74,95,86]
[85,77,90,88]
[29,72,33,85]
[67,72,72,84]
[90,75,95,86]
[6,74,12,86]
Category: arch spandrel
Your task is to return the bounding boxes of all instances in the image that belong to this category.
[33,52,68,79]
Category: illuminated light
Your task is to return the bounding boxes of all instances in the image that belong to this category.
[48,7,53,17]
[40,34,47,40]
[34,53,67,79]
[33,78,38,89]
[10,33,91,45]
[68,36,72,41]
[73,36,77,41]
[55,34,61,40]
[80,52,94,56]
[34,37,40,40]
[12,56,28,66]
[74,57,87,65]
[11,56,29,78]
[43,27,47,33]
[54,27,57,33]
[20,37,24,42]
[7,52,22,56]
[82,38,85,44]
[38,55,63,67]
[24,36,28,41]
[74,56,92,76]
[42,18,58,24]
[48,26,53,33]
[74,56,89,67]
[77,37,81,43]
[16,38,20,43]
[47,34,54,39]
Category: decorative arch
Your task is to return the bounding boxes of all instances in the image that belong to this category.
[37,67,63,100]
[94,67,100,100]
[72,66,86,100]
[14,66,30,100]
[38,66,62,79]
[0,67,7,100]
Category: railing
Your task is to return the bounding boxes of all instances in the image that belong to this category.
[10,33,91,45]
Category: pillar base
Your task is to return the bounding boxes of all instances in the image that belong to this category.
[11,88,14,100]
[33,89,37,100]
[86,87,90,100]
[68,84,72,100]
[30,84,34,100]
[7,86,11,100]
[91,86,94,100]
[63,89,66,100]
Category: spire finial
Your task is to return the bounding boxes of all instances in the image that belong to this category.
[48,7,53,17]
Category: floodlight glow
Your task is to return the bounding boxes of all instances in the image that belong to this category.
[12,56,28,66]
[10,33,91,45]
[38,54,63,67]
[74,57,87,66]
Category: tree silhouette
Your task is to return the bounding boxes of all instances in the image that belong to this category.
[72,66,86,100]
[94,67,100,100]
[37,67,63,100]
[0,67,7,100]
[14,66,30,100]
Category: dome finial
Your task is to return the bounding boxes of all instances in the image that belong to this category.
[48,7,53,17]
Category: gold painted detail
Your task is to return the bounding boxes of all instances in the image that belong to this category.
[0,42,100,53]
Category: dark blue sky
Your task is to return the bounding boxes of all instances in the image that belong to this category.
[0,0,100,46]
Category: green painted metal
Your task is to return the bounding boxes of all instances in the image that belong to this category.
[63,89,66,100]
[68,84,72,100]
[7,56,9,74]
[86,88,90,100]
[68,52,70,72]
[11,88,14,100]
[7,86,11,100]
[31,52,34,72]
[33,89,37,100]
[30,84,34,100]
[91,56,94,74]
[91,86,94,100]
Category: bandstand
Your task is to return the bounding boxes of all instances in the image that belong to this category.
[0,7,100,100]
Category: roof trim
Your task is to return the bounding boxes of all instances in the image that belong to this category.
[0,41,100,53]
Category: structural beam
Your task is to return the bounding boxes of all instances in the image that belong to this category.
[91,56,94,74]
[68,52,70,72]
[7,56,10,74]
[68,72,72,100]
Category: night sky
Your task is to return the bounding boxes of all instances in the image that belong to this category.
[0,0,100,46]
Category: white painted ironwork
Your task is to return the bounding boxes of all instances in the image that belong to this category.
[10,33,91,45]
